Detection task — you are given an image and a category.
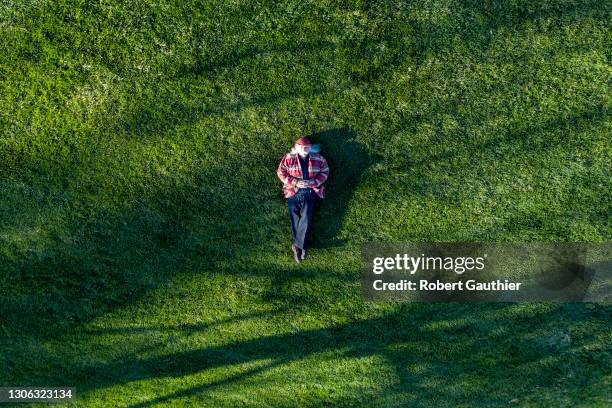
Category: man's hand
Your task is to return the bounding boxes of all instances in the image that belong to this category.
[296,179,316,188]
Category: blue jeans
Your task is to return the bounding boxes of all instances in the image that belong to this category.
[288,188,317,250]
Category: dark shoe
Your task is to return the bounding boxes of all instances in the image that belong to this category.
[301,248,307,261]
[292,244,302,263]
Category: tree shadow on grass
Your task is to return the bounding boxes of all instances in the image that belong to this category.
[407,105,607,172]
[82,309,285,336]
[370,104,608,231]
[0,149,278,339]
[61,302,611,406]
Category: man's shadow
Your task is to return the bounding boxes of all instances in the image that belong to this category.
[307,128,380,248]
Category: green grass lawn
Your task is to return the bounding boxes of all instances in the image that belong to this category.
[1,0,610,406]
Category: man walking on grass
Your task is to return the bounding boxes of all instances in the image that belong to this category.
[277,137,329,263]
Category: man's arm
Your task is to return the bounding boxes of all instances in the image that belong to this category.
[277,156,299,187]
[311,156,329,187]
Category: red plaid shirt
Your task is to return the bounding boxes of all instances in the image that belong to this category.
[277,152,329,199]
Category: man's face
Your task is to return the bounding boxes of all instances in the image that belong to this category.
[295,144,311,157]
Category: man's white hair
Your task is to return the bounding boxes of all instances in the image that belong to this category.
[291,144,313,155]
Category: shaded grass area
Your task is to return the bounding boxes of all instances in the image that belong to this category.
[0,0,610,406]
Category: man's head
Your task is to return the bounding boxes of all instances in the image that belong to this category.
[294,137,312,157]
